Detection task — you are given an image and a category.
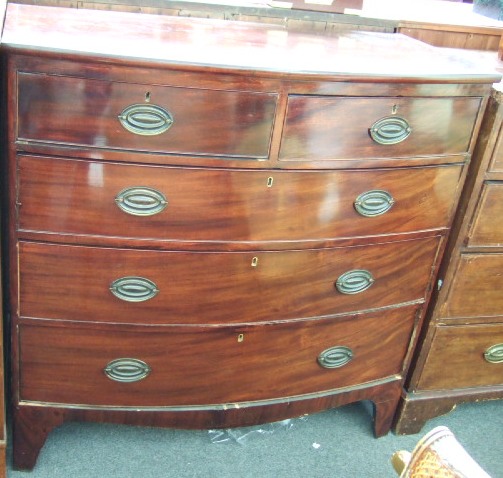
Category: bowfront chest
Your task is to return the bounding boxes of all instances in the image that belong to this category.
[1,3,498,470]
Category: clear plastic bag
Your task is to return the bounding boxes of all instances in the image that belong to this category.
[208,416,308,445]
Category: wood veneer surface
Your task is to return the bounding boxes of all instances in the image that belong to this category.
[2,3,501,82]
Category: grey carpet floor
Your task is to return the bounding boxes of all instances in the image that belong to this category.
[6,400,503,478]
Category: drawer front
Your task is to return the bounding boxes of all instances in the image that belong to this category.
[467,182,503,247]
[279,96,481,161]
[417,323,503,390]
[19,238,439,324]
[19,306,417,406]
[489,131,503,172]
[17,73,277,158]
[444,253,503,318]
[18,156,463,243]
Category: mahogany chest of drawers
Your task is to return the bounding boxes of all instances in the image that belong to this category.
[1,3,499,470]
[395,83,503,435]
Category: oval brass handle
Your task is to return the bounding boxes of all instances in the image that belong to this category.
[318,346,353,369]
[369,116,412,145]
[335,269,374,295]
[104,358,151,382]
[354,190,395,217]
[484,343,503,364]
[115,187,168,216]
[118,104,174,136]
[110,276,159,302]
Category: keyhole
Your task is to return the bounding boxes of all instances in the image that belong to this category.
[391,104,398,115]
[267,177,274,188]
[251,257,259,267]
[145,92,151,103]
[237,334,244,343]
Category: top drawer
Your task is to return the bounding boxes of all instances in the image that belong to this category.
[279,96,481,161]
[16,73,277,159]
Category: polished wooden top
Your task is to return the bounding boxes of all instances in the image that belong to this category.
[2,3,501,83]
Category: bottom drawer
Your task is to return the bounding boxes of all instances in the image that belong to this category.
[417,323,503,390]
[19,305,418,407]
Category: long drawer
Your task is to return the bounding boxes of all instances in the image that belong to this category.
[19,238,440,324]
[16,73,277,158]
[18,156,463,243]
[417,323,503,390]
[19,305,417,406]
[444,253,503,318]
[279,96,481,161]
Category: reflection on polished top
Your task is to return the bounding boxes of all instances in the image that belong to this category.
[2,2,501,82]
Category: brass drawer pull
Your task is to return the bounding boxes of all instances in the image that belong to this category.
[318,346,353,369]
[369,116,412,145]
[335,269,374,295]
[115,187,167,216]
[104,358,151,383]
[110,276,159,302]
[354,190,395,217]
[484,343,503,364]
[118,103,174,136]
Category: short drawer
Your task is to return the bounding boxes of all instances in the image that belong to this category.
[444,253,503,318]
[18,155,463,243]
[467,182,503,247]
[279,96,481,161]
[19,305,417,406]
[19,237,440,325]
[17,73,277,158]
[417,323,503,390]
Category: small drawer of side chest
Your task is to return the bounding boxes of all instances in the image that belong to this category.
[19,305,418,406]
[279,96,481,161]
[16,73,277,158]
[18,237,440,325]
[467,182,503,247]
[443,253,503,318]
[17,155,464,243]
[416,323,503,390]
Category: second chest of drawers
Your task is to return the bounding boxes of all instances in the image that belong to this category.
[395,84,503,435]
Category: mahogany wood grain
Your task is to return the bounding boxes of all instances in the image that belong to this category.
[8,55,493,172]
[443,253,503,318]
[18,306,417,406]
[8,54,494,100]
[4,2,499,469]
[467,182,503,246]
[3,4,500,84]
[0,235,6,478]
[279,96,482,161]
[18,156,464,244]
[13,378,403,470]
[416,323,503,390]
[18,238,439,325]
[17,72,277,158]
